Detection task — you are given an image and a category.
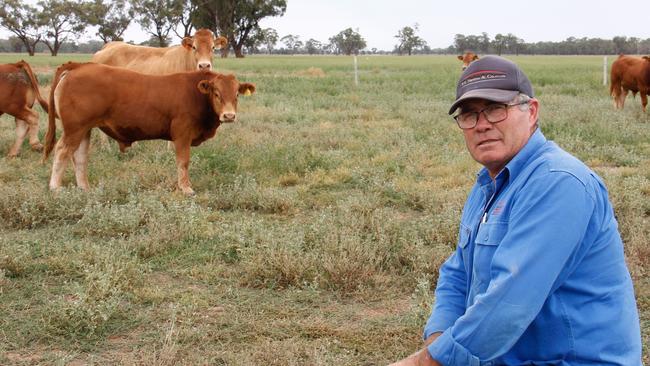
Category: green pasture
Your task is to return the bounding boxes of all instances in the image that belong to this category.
[0,54,648,364]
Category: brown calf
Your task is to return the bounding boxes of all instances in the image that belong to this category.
[457,52,479,70]
[610,54,650,112]
[44,62,255,195]
[0,60,49,157]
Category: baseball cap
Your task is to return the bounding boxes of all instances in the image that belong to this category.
[448,55,534,115]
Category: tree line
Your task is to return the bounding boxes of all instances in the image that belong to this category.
[450,33,650,56]
[0,1,647,57]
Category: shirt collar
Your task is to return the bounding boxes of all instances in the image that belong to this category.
[476,128,547,186]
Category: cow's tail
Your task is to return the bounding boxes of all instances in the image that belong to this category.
[43,63,74,161]
[18,60,49,113]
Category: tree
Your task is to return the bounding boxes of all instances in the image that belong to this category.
[454,33,481,54]
[9,36,24,52]
[130,0,183,47]
[193,0,287,58]
[394,24,426,55]
[242,26,265,54]
[280,34,301,53]
[172,0,196,38]
[612,36,628,55]
[493,33,506,55]
[0,0,43,56]
[82,0,133,43]
[478,32,490,53]
[329,28,366,55]
[260,27,278,54]
[37,0,87,56]
[305,38,322,55]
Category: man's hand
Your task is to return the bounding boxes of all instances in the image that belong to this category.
[387,348,442,366]
[387,332,443,366]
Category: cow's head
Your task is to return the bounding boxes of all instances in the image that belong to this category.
[197,74,256,123]
[181,28,229,71]
[457,52,479,70]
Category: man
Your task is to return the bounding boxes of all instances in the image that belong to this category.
[390,56,642,365]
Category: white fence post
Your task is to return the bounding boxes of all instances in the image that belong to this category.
[603,56,607,86]
[354,55,359,86]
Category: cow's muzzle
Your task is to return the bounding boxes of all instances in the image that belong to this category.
[221,112,236,122]
[198,62,212,71]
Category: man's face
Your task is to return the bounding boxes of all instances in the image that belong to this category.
[459,98,539,178]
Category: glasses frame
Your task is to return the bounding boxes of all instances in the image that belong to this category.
[453,100,530,130]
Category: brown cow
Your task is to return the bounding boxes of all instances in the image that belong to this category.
[91,29,228,74]
[43,62,255,195]
[610,54,650,112]
[92,29,228,152]
[457,52,479,70]
[0,60,49,157]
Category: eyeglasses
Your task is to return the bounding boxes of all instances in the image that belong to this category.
[453,101,530,129]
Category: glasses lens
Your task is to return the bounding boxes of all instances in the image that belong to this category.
[457,112,476,128]
[484,104,507,122]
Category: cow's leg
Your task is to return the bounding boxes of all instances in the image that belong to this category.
[7,118,29,158]
[641,92,648,113]
[49,130,85,190]
[49,138,72,190]
[72,130,92,190]
[173,139,194,195]
[26,110,43,152]
[618,89,628,109]
[612,86,622,109]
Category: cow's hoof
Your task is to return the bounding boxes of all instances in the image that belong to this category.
[30,143,44,152]
[180,187,196,196]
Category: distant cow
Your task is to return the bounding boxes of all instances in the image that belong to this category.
[610,54,650,112]
[0,60,49,157]
[43,62,255,195]
[458,52,479,70]
[91,28,228,74]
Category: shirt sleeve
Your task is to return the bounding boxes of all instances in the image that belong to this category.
[423,231,469,339]
[427,172,596,364]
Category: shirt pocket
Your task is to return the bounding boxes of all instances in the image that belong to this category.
[473,221,508,286]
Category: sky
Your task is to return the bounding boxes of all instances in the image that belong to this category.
[2,0,649,51]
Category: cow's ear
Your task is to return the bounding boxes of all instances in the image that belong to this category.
[182,37,193,50]
[457,55,463,61]
[473,55,479,60]
[239,83,256,96]
[197,80,211,94]
[215,36,228,49]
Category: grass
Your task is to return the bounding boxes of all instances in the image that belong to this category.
[0,53,648,364]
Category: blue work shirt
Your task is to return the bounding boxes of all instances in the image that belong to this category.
[424,129,642,365]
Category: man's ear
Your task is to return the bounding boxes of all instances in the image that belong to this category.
[527,98,540,130]
[457,55,463,61]
[239,83,256,96]
[197,80,211,94]
[182,37,193,50]
[215,36,228,49]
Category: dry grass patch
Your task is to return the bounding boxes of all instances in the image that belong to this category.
[296,67,325,77]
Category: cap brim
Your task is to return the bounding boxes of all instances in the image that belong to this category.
[448,89,519,115]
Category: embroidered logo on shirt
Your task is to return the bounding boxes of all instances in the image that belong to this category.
[492,200,506,216]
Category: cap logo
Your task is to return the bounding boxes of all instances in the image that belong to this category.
[460,70,507,88]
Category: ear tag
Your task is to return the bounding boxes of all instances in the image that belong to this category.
[244,89,252,96]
